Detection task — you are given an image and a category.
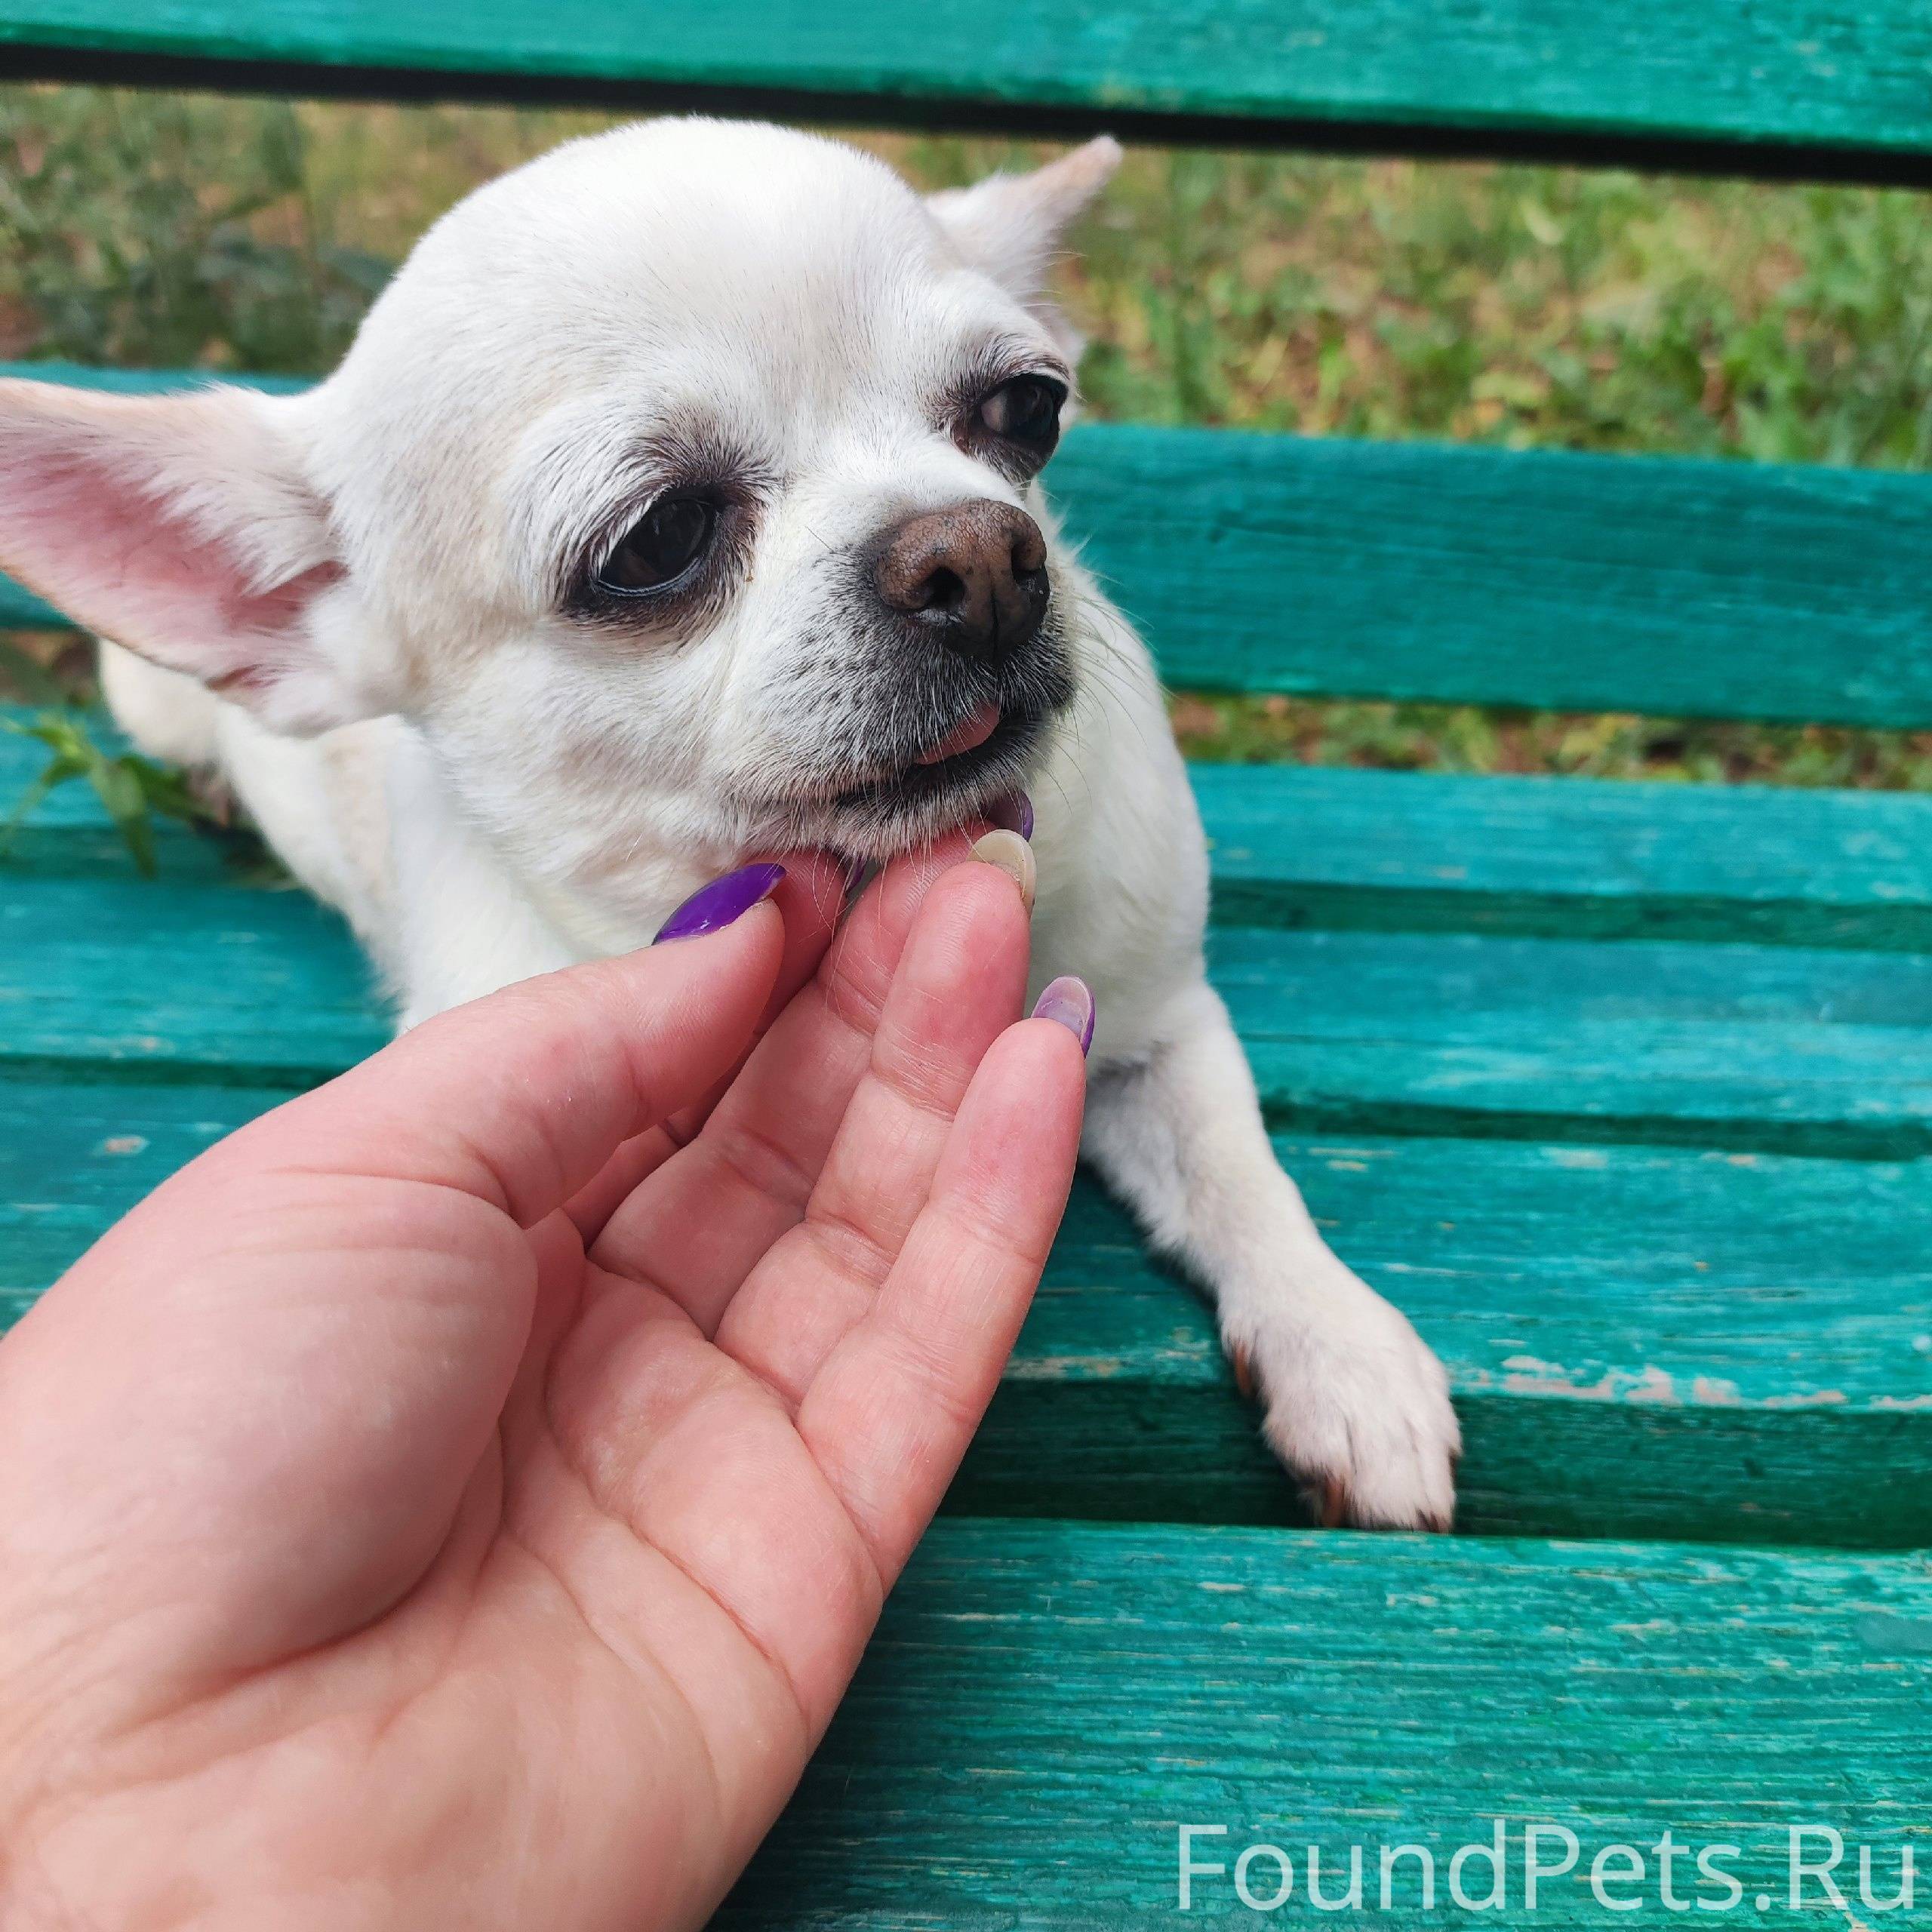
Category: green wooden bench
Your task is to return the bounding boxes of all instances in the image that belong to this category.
[6,4,1932,1921]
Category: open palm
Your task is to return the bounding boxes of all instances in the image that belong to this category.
[0,844,1085,1932]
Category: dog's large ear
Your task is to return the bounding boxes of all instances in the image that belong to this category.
[928,137,1121,344]
[0,378,375,734]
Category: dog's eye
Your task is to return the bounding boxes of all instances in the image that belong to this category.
[977,376,1065,461]
[596,494,718,594]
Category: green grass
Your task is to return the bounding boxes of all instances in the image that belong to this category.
[5,82,1932,795]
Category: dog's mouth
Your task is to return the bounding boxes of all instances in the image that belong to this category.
[746,608,1075,852]
[912,700,1001,767]
[829,698,1041,830]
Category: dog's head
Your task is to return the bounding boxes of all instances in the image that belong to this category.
[0,119,1120,874]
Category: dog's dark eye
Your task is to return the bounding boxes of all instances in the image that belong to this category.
[596,494,718,594]
[977,376,1065,461]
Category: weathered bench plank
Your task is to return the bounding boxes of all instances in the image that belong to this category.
[1219,928,1932,1158]
[6,0,1932,183]
[1196,764,1932,952]
[717,1518,1932,1926]
[0,873,383,1086]
[19,716,1932,953]
[9,1078,1932,1545]
[1055,426,1932,728]
[10,365,1932,728]
[11,867,1932,1157]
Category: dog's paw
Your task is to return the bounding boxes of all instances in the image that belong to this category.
[1226,1259,1460,1531]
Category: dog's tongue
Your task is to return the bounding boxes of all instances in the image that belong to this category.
[914,702,1001,766]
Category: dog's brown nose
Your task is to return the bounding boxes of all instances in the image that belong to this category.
[873,500,1049,659]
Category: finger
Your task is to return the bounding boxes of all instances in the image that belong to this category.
[586,827,992,1328]
[563,852,848,1243]
[561,1129,673,1249]
[799,1014,1087,1580]
[215,894,787,1231]
[712,860,1032,1402]
[657,848,857,1134]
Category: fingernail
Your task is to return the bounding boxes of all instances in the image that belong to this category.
[652,862,786,943]
[1032,974,1094,1055]
[971,829,1036,915]
[989,789,1035,840]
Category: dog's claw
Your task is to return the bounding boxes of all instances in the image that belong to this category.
[1226,1256,1460,1534]
[1228,1343,1255,1402]
[186,768,237,828]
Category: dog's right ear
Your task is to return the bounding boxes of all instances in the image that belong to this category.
[926,137,1122,306]
[0,378,379,734]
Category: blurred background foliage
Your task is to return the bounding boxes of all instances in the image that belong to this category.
[5,82,1932,791]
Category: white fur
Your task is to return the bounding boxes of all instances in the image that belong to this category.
[0,119,1458,1527]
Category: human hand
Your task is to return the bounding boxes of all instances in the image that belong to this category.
[0,843,1088,1931]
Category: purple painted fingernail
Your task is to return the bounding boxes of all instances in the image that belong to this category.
[653,862,786,943]
[1032,975,1095,1056]
[989,789,1035,840]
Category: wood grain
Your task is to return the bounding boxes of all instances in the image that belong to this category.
[0,872,383,1084]
[15,707,1932,949]
[8,366,1932,727]
[9,1078,1932,1545]
[9,860,1932,1156]
[719,1520,1932,1926]
[5,0,1932,181]
[1196,761,1932,951]
[1053,424,1932,729]
[1218,926,1932,1158]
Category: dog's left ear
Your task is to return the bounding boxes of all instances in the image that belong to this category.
[0,377,378,734]
[928,137,1121,349]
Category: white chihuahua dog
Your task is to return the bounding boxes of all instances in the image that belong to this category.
[0,119,1457,1527]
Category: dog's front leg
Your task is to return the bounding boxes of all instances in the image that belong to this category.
[1083,976,1460,1530]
